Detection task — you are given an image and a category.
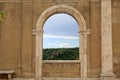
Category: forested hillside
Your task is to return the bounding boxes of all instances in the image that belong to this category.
[43,47,79,60]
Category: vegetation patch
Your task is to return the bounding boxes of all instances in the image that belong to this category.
[43,47,79,60]
[0,10,6,22]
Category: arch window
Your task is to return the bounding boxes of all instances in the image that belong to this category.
[34,4,90,79]
[43,13,80,60]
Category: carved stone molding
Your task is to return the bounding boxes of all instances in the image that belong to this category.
[79,29,91,35]
[35,4,88,80]
[32,29,43,35]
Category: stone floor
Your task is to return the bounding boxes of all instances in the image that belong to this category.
[11,78,120,80]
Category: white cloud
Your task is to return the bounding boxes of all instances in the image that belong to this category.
[49,43,71,48]
[43,34,79,40]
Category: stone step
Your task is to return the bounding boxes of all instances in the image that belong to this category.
[12,78,120,80]
[42,78,100,80]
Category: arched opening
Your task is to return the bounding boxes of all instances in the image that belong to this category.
[35,4,89,79]
[43,13,79,60]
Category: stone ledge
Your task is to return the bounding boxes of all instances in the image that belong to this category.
[42,78,100,80]
[11,78,120,80]
[42,60,81,63]
[0,0,101,3]
[0,0,88,3]
[12,78,99,80]
[13,78,35,80]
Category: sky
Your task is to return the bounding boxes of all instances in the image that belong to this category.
[43,13,79,49]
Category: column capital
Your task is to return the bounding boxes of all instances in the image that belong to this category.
[101,0,111,1]
[79,29,91,35]
[32,29,43,35]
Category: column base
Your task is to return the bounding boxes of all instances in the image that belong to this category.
[81,77,87,80]
[35,77,42,80]
[100,73,116,80]
[100,76,115,80]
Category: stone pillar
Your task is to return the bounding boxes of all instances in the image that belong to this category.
[80,29,90,80]
[80,33,87,79]
[33,29,43,80]
[101,0,115,80]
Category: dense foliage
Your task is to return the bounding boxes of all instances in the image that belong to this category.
[43,47,79,60]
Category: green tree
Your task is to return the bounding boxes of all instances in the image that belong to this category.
[43,47,79,60]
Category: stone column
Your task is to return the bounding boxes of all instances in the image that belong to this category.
[101,0,115,80]
[79,29,90,80]
[80,33,87,79]
[33,29,43,80]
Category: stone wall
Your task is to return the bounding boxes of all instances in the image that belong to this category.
[89,0,101,77]
[42,62,80,78]
[0,0,120,79]
[112,0,120,78]
[0,1,34,78]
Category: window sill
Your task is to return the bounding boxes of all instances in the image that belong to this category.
[42,60,81,63]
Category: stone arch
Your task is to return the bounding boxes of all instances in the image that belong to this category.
[36,4,87,30]
[34,4,89,80]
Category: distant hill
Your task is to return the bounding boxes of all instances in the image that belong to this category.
[43,47,79,60]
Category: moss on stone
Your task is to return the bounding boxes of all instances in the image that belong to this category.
[0,10,6,22]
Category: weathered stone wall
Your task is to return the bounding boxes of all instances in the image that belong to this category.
[0,1,34,78]
[0,0,101,78]
[0,0,120,79]
[0,2,23,78]
[112,0,120,78]
[88,0,101,77]
[42,63,80,78]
